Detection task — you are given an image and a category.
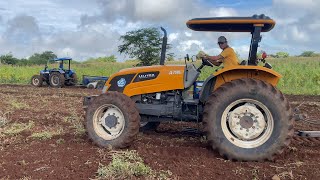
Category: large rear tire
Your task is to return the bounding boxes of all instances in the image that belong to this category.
[49,72,65,88]
[65,73,78,86]
[96,80,105,89]
[85,92,140,148]
[31,75,43,87]
[203,78,294,161]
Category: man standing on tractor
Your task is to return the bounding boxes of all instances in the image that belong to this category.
[205,36,239,67]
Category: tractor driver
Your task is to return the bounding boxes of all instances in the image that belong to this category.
[204,36,239,68]
[59,61,64,70]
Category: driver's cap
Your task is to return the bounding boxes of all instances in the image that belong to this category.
[218,36,227,43]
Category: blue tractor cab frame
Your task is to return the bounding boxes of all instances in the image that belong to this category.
[31,57,77,88]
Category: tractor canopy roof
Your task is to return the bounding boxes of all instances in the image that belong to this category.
[186,14,275,32]
[53,57,72,61]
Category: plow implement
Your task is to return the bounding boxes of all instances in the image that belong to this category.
[295,107,320,138]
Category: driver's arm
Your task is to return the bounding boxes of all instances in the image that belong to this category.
[206,55,223,66]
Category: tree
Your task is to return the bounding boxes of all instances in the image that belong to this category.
[299,51,315,57]
[85,55,117,63]
[28,51,57,65]
[16,58,29,66]
[0,54,19,65]
[118,27,169,66]
[166,53,174,61]
[275,52,289,58]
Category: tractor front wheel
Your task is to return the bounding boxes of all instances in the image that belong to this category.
[31,75,43,87]
[85,92,140,148]
[203,78,294,161]
[49,72,65,88]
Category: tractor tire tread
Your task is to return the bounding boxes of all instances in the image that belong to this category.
[85,91,140,149]
[203,78,294,161]
[49,72,65,88]
[31,75,43,87]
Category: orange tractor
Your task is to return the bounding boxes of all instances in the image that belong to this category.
[84,15,296,161]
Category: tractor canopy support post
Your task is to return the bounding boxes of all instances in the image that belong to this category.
[248,25,262,65]
[160,27,167,65]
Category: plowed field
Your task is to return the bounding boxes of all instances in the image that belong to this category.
[0,85,319,179]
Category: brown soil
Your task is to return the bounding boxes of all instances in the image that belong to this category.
[0,85,319,179]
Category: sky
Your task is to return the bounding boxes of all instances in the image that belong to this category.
[0,0,319,61]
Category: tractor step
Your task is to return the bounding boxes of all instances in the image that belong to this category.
[296,131,320,137]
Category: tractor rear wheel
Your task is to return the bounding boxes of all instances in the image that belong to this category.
[65,73,78,86]
[31,75,43,87]
[49,72,65,88]
[85,92,140,148]
[203,78,294,161]
[96,81,105,89]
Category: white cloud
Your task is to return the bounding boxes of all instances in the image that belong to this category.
[184,32,192,37]
[168,33,179,43]
[269,0,320,53]
[273,0,316,8]
[291,26,309,42]
[178,40,204,51]
[1,0,319,61]
[233,45,250,59]
[209,7,238,17]
[61,47,74,57]
[134,0,180,21]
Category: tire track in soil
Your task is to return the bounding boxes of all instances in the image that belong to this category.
[292,136,320,144]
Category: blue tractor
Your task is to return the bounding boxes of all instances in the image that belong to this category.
[31,57,77,88]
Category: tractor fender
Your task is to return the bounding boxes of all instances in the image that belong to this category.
[199,75,216,103]
[199,66,282,103]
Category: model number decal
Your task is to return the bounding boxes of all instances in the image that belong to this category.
[169,70,182,75]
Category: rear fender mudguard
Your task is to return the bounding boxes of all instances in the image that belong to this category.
[199,75,216,103]
[199,66,282,103]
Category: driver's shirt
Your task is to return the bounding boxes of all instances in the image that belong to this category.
[220,47,239,68]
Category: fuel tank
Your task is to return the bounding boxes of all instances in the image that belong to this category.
[104,65,186,97]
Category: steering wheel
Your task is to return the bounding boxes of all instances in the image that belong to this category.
[201,58,214,67]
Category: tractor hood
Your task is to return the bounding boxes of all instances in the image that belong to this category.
[104,65,186,96]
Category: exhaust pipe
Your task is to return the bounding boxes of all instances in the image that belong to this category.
[160,27,167,65]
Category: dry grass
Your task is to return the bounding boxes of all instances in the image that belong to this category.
[96,150,172,180]
[63,108,86,136]
[0,111,10,128]
[9,99,29,110]
[30,126,64,140]
[2,121,34,136]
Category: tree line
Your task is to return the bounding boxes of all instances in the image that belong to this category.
[0,51,117,66]
[0,27,319,66]
[266,51,320,58]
